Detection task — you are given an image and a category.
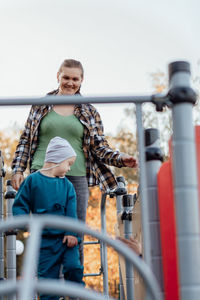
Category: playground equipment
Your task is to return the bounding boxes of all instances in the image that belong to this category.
[5,180,17,300]
[121,194,135,299]
[0,60,198,299]
[0,151,5,300]
[112,177,127,300]
[0,215,161,300]
[83,191,110,296]
[145,128,164,299]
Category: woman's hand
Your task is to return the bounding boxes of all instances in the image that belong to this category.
[11,174,24,190]
[117,236,142,256]
[121,154,137,168]
[63,235,78,248]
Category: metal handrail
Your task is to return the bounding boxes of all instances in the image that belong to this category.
[0,215,162,300]
[0,279,112,300]
[0,94,165,106]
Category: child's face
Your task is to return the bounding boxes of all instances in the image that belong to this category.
[55,157,76,177]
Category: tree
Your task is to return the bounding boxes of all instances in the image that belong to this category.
[118,62,200,157]
[0,126,21,182]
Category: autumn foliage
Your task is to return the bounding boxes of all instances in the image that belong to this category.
[0,128,20,180]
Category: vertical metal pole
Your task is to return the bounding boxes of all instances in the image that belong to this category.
[5,180,17,300]
[121,194,134,300]
[116,177,126,214]
[100,193,109,297]
[135,104,151,267]
[0,151,5,300]
[168,61,200,300]
[145,129,164,300]
[19,221,41,300]
[115,176,127,300]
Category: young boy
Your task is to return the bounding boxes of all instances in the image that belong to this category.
[12,136,84,300]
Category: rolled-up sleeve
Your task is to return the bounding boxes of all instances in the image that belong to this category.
[11,107,34,174]
[90,108,124,168]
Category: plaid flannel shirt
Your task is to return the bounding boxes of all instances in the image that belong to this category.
[11,102,124,191]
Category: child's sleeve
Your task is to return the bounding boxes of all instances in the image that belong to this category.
[12,177,31,216]
[64,182,79,238]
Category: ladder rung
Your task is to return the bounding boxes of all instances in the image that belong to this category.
[83,272,102,277]
[83,241,100,245]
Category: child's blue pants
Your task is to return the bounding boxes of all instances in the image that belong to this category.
[38,237,84,300]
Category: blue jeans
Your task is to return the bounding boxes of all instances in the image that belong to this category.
[66,176,89,265]
[38,237,84,300]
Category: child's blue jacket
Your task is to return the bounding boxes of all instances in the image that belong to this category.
[12,172,79,237]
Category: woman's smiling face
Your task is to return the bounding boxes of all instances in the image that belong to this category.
[57,67,83,95]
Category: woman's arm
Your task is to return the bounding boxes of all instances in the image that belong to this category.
[11,106,35,175]
[90,106,137,168]
[11,106,35,189]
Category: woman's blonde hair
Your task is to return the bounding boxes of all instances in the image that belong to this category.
[58,59,84,78]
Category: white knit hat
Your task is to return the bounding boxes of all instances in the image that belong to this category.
[44,137,76,163]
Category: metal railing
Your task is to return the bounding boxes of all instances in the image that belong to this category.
[0,215,161,300]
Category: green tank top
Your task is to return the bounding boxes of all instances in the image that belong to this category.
[31,110,86,176]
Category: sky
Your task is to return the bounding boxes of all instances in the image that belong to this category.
[0,0,199,135]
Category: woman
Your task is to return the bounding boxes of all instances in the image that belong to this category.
[11,59,137,263]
